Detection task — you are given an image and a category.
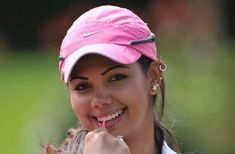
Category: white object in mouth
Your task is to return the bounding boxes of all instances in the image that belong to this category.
[97,109,123,122]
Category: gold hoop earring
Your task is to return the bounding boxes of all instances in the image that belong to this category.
[159,63,167,72]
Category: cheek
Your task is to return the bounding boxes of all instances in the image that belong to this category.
[126,78,151,117]
[70,93,97,130]
[70,93,90,118]
[115,77,149,107]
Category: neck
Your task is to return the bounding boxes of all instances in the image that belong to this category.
[125,113,158,154]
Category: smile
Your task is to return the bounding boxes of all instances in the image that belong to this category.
[96,109,123,122]
[94,108,125,128]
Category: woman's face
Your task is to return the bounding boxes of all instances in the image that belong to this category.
[68,54,155,139]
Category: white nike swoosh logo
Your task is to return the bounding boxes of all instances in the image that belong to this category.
[82,30,103,38]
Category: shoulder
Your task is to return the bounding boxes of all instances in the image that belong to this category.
[162,141,177,154]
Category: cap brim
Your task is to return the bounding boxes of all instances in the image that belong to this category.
[62,43,141,83]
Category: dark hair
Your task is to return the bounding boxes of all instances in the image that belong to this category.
[137,56,180,153]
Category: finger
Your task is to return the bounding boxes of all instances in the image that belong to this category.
[85,127,108,141]
[92,127,107,133]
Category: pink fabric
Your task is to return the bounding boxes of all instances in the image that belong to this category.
[59,5,157,83]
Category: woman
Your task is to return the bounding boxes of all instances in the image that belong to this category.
[44,5,180,154]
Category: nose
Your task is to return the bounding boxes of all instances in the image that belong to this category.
[91,91,112,109]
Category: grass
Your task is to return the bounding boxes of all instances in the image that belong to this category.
[160,43,235,153]
[0,52,76,154]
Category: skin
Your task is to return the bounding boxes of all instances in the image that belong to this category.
[68,54,162,154]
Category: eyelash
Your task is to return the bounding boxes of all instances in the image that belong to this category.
[74,74,128,92]
[75,83,91,91]
[109,74,128,82]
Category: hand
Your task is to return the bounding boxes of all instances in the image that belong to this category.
[83,127,131,154]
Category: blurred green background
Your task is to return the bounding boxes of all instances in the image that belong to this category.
[0,0,235,154]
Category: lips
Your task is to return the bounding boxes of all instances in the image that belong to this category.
[93,108,125,128]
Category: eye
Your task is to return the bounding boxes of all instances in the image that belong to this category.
[109,74,128,82]
[75,83,91,91]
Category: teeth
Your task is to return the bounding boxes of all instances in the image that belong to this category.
[97,109,123,122]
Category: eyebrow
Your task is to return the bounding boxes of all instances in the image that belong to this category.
[71,75,88,80]
[71,65,129,81]
[101,65,129,75]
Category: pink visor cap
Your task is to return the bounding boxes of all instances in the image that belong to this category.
[59,5,157,83]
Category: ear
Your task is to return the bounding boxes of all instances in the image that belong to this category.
[148,60,163,95]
